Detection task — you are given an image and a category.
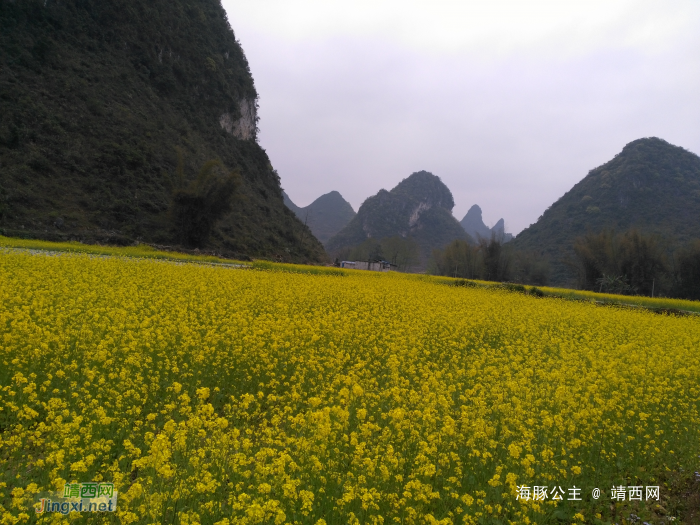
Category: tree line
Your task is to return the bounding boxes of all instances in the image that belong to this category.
[567,230,700,299]
[430,229,700,300]
[429,235,549,286]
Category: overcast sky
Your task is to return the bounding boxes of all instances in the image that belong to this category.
[221,0,700,234]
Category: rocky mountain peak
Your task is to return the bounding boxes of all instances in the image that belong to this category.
[326,171,466,264]
[460,205,491,240]
[391,171,455,211]
[460,205,511,241]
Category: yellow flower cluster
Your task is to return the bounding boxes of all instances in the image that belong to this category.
[1,250,699,524]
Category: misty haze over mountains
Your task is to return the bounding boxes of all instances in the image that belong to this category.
[283,137,700,286]
[283,177,513,255]
[282,190,356,245]
[228,2,700,235]
[459,205,513,243]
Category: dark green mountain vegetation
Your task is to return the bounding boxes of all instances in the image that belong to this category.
[281,190,303,217]
[570,229,666,295]
[282,190,355,245]
[0,0,325,262]
[171,153,240,247]
[674,241,700,300]
[511,137,700,285]
[326,171,470,266]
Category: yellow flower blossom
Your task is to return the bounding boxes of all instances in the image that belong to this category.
[1,247,699,524]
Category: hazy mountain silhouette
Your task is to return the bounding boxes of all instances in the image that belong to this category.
[459,205,512,242]
[283,190,356,245]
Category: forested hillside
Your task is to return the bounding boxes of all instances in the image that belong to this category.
[0,0,326,262]
[512,138,700,284]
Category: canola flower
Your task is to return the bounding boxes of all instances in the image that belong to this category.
[1,249,699,524]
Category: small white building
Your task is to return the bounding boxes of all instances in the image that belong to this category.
[340,260,395,272]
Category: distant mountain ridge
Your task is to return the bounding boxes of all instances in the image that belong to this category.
[512,137,700,284]
[326,171,469,263]
[282,190,356,245]
[460,205,512,242]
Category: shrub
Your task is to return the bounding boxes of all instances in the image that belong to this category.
[671,240,700,300]
[571,229,667,296]
[501,283,526,293]
[170,153,241,248]
[452,279,476,288]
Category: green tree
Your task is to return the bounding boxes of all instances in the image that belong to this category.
[430,239,481,279]
[511,251,550,286]
[571,229,667,295]
[671,240,700,299]
[479,234,512,282]
[380,236,420,272]
[170,153,241,248]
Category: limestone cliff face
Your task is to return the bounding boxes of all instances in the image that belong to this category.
[219,99,257,140]
[326,171,469,261]
[408,201,430,228]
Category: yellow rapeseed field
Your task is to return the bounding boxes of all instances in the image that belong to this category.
[1,249,699,524]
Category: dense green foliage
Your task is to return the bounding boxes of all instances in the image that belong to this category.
[430,239,483,279]
[511,138,700,285]
[569,229,700,300]
[282,190,356,246]
[326,171,469,266]
[570,230,666,295]
[436,225,700,300]
[0,0,325,262]
[430,236,550,285]
[171,155,240,247]
[674,241,700,300]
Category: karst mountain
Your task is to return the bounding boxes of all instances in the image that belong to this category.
[460,205,513,242]
[0,0,325,262]
[282,190,355,246]
[512,137,700,284]
[326,171,469,262]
